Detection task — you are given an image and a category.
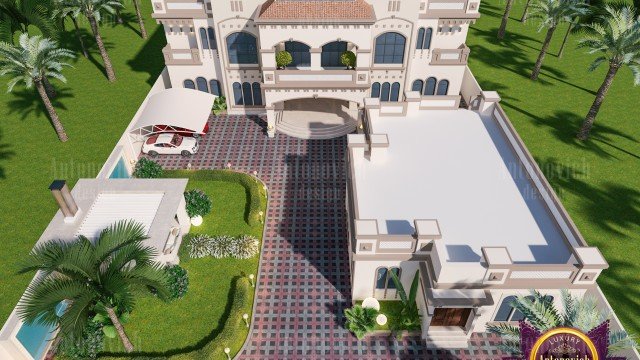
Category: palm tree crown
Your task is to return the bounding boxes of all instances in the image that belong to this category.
[487,290,638,356]
[17,220,170,350]
[56,0,120,23]
[0,0,59,43]
[529,0,589,30]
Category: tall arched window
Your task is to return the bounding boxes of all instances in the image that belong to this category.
[424,77,437,95]
[390,82,401,102]
[423,28,433,49]
[374,32,406,64]
[412,79,424,92]
[375,268,388,289]
[252,82,262,106]
[285,41,311,67]
[226,32,258,64]
[232,82,243,105]
[207,27,217,50]
[386,267,401,289]
[196,77,208,92]
[437,79,449,95]
[371,82,381,98]
[199,28,209,50]
[209,79,221,96]
[183,79,195,89]
[380,82,391,101]
[242,82,253,105]
[321,41,347,67]
[416,28,425,49]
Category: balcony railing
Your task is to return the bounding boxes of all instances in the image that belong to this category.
[262,69,370,89]
[151,0,207,19]
[420,0,480,19]
[162,45,201,66]
[430,44,470,65]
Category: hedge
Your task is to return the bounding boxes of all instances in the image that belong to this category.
[99,278,252,360]
[164,170,266,226]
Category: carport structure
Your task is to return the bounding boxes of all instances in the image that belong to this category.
[129,88,215,142]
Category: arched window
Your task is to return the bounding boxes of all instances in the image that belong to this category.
[386,267,401,289]
[232,82,243,105]
[321,41,347,67]
[493,295,555,322]
[412,79,424,92]
[380,82,391,101]
[252,82,262,106]
[436,79,449,95]
[416,28,425,49]
[242,82,253,105]
[183,79,195,89]
[199,28,209,50]
[374,32,406,64]
[285,41,311,67]
[371,82,381,98]
[207,27,217,50]
[375,268,388,289]
[226,32,258,64]
[196,77,208,92]
[423,28,433,49]
[424,77,437,95]
[390,82,401,102]
[209,79,221,96]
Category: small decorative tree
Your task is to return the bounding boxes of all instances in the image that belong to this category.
[184,189,212,218]
[132,158,163,178]
[165,264,189,300]
[344,304,378,339]
[340,50,357,69]
[212,96,227,115]
[275,50,292,69]
[389,270,421,333]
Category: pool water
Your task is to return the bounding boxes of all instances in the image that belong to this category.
[15,302,66,360]
[109,157,130,179]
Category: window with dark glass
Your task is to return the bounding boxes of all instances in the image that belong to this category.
[321,41,347,67]
[251,82,262,106]
[209,79,221,96]
[380,82,391,101]
[374,32,406,64]
[494,295,554,322]
[424,77,437,95]
[371,82,381,98]
[416,28,425,49]
[412,79,424,92]
[436,79,449,95]
[227,32,258,64]
[196,77,208,92]
[242,82,253,105]
[207,27,217,50]
[232,82,243,105]
[199,28,209,50]
[386,268,400,289]
[390,82,401,102]
[375,268,388,289]
[423,28,433,49]
[285,41,311,67]
[183,79,195,89]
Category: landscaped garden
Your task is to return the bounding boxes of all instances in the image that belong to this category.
[468,0,640,335]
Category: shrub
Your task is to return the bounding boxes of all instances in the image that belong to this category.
[275,50,292,68]
[186,234,213,259]
[209,235,233,258]
[230,235,259,259]
[212,96,227,115]
[184,189,212,218]
[345,305,378,339]
[57,321,104,359]
[340,50,356,69]
[165,265,189,300]
[133,158,163,179]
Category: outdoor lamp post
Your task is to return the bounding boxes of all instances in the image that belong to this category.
[243,313,249,328]
[248,274,255,287]
[224,347,231,360]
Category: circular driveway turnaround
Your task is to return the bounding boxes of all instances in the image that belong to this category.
[148,116,504,360]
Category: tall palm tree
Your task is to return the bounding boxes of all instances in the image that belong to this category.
[17,220,170,353]
[487,290,638,357]
[57,0,121,82]
[52,4,89,58]
[521,0,533,22]
[0,33,74,141]
[131,0,147,39]
[497,0,515,40]
[576,5,640,140]
[0,0,58,43]
[528,0,589,80]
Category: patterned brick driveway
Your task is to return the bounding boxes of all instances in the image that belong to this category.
[150,116,504,359]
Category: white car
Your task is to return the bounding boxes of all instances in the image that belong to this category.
[142,134,198,157]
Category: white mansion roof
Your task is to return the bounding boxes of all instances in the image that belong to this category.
[351,109,572,264]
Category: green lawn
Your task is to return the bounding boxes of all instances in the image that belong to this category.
[0,3,166,323]
[355,301,410,332]
[468,0,640,334]
[102,173,265,356]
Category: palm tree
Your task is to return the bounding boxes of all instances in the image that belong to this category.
[389,270,421,331]
[52,4,89,58]
[487,290,638,357]
[17,220,170,353]
[0,33,74,141]
[576,5,640,140]
[497,0,515,40]
[344,305,378,339]
[57,0,121,82]
[528,0,589,80]
[131,0,147,39]
[521,0,533,22]
[0,0,58,43]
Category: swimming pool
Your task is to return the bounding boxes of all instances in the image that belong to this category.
[109,157,130,179]
[15,302,66,360]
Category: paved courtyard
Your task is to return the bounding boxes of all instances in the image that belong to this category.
[150,116,505,359]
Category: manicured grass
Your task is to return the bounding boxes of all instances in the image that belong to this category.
[0,3,165,323]
[355,301,408,332]
[101,172,266,356]
[468,0,640,334]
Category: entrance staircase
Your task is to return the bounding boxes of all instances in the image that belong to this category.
[276,118,358,139]
[275,98,359,139]
[424,326,470,349]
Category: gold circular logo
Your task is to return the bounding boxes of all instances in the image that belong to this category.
[529,327,599,360]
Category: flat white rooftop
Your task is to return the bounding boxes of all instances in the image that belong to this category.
[352,109,572,264]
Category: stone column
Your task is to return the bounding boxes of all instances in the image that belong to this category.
[265,106,276,138]
[310,48,322,70]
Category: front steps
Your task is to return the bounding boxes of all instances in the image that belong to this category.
[276,119,357,140]
[424,326,470,349]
